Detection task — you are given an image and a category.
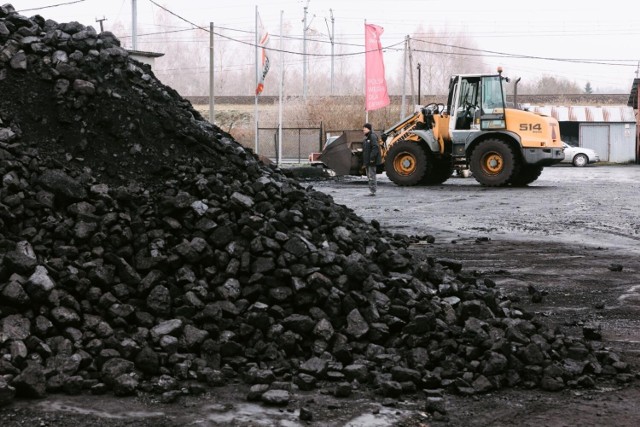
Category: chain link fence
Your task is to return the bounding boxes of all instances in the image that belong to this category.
[257,125,323,163]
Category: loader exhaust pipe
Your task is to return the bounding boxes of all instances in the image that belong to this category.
[514,77,521,109]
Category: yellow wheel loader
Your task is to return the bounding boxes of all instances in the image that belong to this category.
[320,69,564,186]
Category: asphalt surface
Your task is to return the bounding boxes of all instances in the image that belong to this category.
[311,164,640,255]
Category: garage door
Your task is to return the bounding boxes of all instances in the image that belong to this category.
[580,124,609,161]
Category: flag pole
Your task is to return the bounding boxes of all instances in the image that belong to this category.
[364,19,368,123]
[254,6,259,154]
[278,10,284,166]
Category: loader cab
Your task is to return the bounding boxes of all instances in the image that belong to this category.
[447,73,507,154]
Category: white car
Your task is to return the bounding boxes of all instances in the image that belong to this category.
[561,143,600,167]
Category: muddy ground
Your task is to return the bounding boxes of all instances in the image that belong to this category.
[2,164,640,426]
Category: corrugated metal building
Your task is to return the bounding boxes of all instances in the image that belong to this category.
[628,78,639,162]
[528,105,637,163]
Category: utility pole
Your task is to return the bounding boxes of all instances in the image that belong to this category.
[278,10,284,166]
[417,63,421,106]
[325,9,335,95]
[407,36,415,108]
[401,35,407,119]
[302,0,310,99]
[95,16,107,33]
[209,22,214,124]
[131,0,137,50]
[427,62,433,100]
[254,6,259,153]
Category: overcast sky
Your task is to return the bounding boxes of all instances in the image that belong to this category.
[13,0,640,93]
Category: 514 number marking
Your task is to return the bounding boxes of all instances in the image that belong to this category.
[519,123,542,131]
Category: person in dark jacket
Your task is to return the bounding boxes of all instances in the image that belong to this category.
[362,123,381,196]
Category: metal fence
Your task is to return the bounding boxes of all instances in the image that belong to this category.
[258,125,323,163]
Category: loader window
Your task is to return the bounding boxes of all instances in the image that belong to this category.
[481,76,505,114]
[479,76,506,130]
[455,78,479,130]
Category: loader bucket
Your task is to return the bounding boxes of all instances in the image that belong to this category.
[318,133,355,176]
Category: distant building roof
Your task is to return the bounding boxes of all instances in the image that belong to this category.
[127,49,164,58]
[629,78,639,110]
[526,105,636,123]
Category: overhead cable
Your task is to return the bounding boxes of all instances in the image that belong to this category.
[145,0,403,57]
[410,38,638,68]
[17,0,87,13]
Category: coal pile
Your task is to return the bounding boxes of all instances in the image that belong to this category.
[0,3,633,408]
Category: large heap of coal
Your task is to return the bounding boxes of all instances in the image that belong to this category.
[0,4,632,407]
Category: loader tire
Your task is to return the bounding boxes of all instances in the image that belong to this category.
[469,139,519,187]
[385,140,428,186]
[422,156,454,185]
[509,164,543,186]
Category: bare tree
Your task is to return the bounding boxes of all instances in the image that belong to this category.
[408,26,490,96]
[515,75,582,95]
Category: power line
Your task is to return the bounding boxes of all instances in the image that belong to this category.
[17,0,87,13]
[145,0,403,58]
[131,6,636,68]
[14,0,639,72]
[119,27,198,39]
[410,38,639,68]
[119,21,639,66]
[146,0,206,31]
[125,0,634,88]
[123,21,367,49]
[92,0,623,69]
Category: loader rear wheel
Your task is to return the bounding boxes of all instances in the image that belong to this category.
[421,155,454,185]
[510,165,543,186]
[469,139,519,187]
[385,140,428,186]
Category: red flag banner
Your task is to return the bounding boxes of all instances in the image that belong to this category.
[256,17,270,96]
[365,23,390,111]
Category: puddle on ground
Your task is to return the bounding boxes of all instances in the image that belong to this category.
[618,284,640,304]
[196,403,409,427]
[343,407,411,427]
[196,403,302,426]
[34,397,410,426]
[37,400,165,419]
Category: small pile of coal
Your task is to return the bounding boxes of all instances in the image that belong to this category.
[0,4,632,407]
